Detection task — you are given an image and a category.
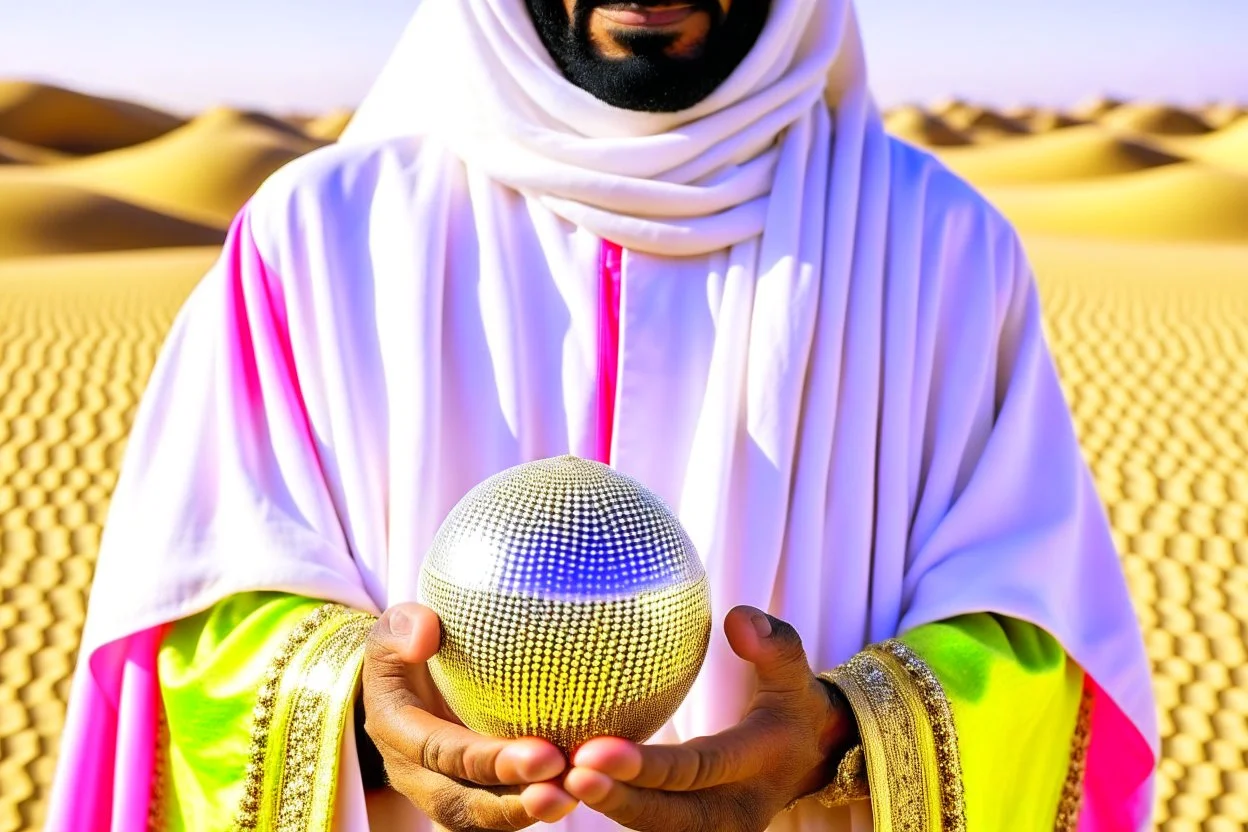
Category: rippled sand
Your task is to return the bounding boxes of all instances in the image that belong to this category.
[1,84,1246,830]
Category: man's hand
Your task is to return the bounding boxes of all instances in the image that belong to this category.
[562,606,856,831]
[363,603,579,830]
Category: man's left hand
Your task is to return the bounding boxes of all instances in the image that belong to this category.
[563,606,857,831]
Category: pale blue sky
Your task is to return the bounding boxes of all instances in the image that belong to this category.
[2,0,1243,114]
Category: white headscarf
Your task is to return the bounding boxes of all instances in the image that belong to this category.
[342,0,869,255]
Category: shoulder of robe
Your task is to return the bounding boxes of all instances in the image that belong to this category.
[241,135,457,270]
[883,134,1031,311]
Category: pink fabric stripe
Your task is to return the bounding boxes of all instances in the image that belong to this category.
[49,207,307,831]
[47,626,164,831]
[1078,676,1156,831]
[110,627,164,830]
[594,241,623,465]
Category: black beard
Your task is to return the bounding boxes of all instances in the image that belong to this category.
[525,0,770,113]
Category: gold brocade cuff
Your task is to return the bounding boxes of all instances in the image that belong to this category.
[818,640,967,832]
[1055,682,1094,831]
[808,735,870,807]
[235,603,377,832]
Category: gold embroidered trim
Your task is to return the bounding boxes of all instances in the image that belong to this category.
[234,603,376,832]
[1054,681,1094,831]
[825,640,966,832]
[236,604,335,830]
[149,702,169,832]
[880,640,966,832]
[276,612,374,832]
[806,729,870,808]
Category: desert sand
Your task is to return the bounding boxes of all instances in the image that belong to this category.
[1,81,1246,831]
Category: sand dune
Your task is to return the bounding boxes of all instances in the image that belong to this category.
[305,109,354,141]
[983,162,1248,242]
[0,176,223,258]
[0,244,220,282]
[1070,95,1125,120]
[999,105,1036,121]
[2,86,1248,832]
[0,81,183,154]
[1099,102,1213,135]
[943,106,1031,140]
[1162,116,1248,174]
[927,96,973,119]
[1024,109,1086,133]
[44,107,325,226]
[883,106,971,147]
[1201,102,1244,129]
[0,136,65,165]
[972,105,1084,133]
[935,124,1183,185]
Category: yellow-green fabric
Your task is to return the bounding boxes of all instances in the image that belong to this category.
[158,594,1081,831]
[900,614,1084,831]
[158,591,324,832]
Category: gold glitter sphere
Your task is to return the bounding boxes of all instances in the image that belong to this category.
[418,455,712,752]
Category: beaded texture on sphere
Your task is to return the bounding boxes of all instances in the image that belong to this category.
[419,455,712,752]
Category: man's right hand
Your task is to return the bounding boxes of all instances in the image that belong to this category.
[363,603,579,830]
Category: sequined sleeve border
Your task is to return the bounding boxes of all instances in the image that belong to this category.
[820,639,967,832]
[1054,680,1094,831]
[234,603,376,832]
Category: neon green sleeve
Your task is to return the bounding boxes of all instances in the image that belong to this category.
[900,615,1086,831]
[156,592,373,832]
[818,614,1086,831]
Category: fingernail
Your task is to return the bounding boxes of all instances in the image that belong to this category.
[390,610,412,636]
[750,613,772,638]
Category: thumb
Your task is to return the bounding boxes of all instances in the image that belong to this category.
[365,602,461,723]
[367,602,442,667]
[724,605,813,695]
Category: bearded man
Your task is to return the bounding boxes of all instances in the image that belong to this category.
[49,0,1157,829]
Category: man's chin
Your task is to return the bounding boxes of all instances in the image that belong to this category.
[526,0,769,113]
[560,55,723,112]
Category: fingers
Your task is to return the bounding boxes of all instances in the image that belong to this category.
[362,603,580,826]
[565,768,746,832]
[363,604,442,709]
[573,711,783,791]
[564,767,671,829]
[372,706,566,786]
[369,603,443,665]
[363,603,566,784]
[521,781,580,823]
[387,768,576,830]
[363,602,458,722]
[569,607,816,794]
[724,605,813,696]
[396,766,537,831]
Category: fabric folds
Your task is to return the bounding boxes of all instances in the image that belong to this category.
[157,593,374,832]
[49,0,1157,827]
[825,641,966,831]
[819,615,1087,831]
[341,0,866,255]
[156,593,323,832]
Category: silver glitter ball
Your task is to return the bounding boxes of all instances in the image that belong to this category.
[418,455,712,752]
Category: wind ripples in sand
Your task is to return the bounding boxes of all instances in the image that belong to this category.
[0,82,1246,830]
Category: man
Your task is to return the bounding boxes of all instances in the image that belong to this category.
[50,0,1158,829]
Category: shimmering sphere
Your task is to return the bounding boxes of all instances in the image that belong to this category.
[418,455,712,752]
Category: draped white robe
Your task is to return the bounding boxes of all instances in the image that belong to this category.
[68,129,1157,830]
[53,0,1157,828]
